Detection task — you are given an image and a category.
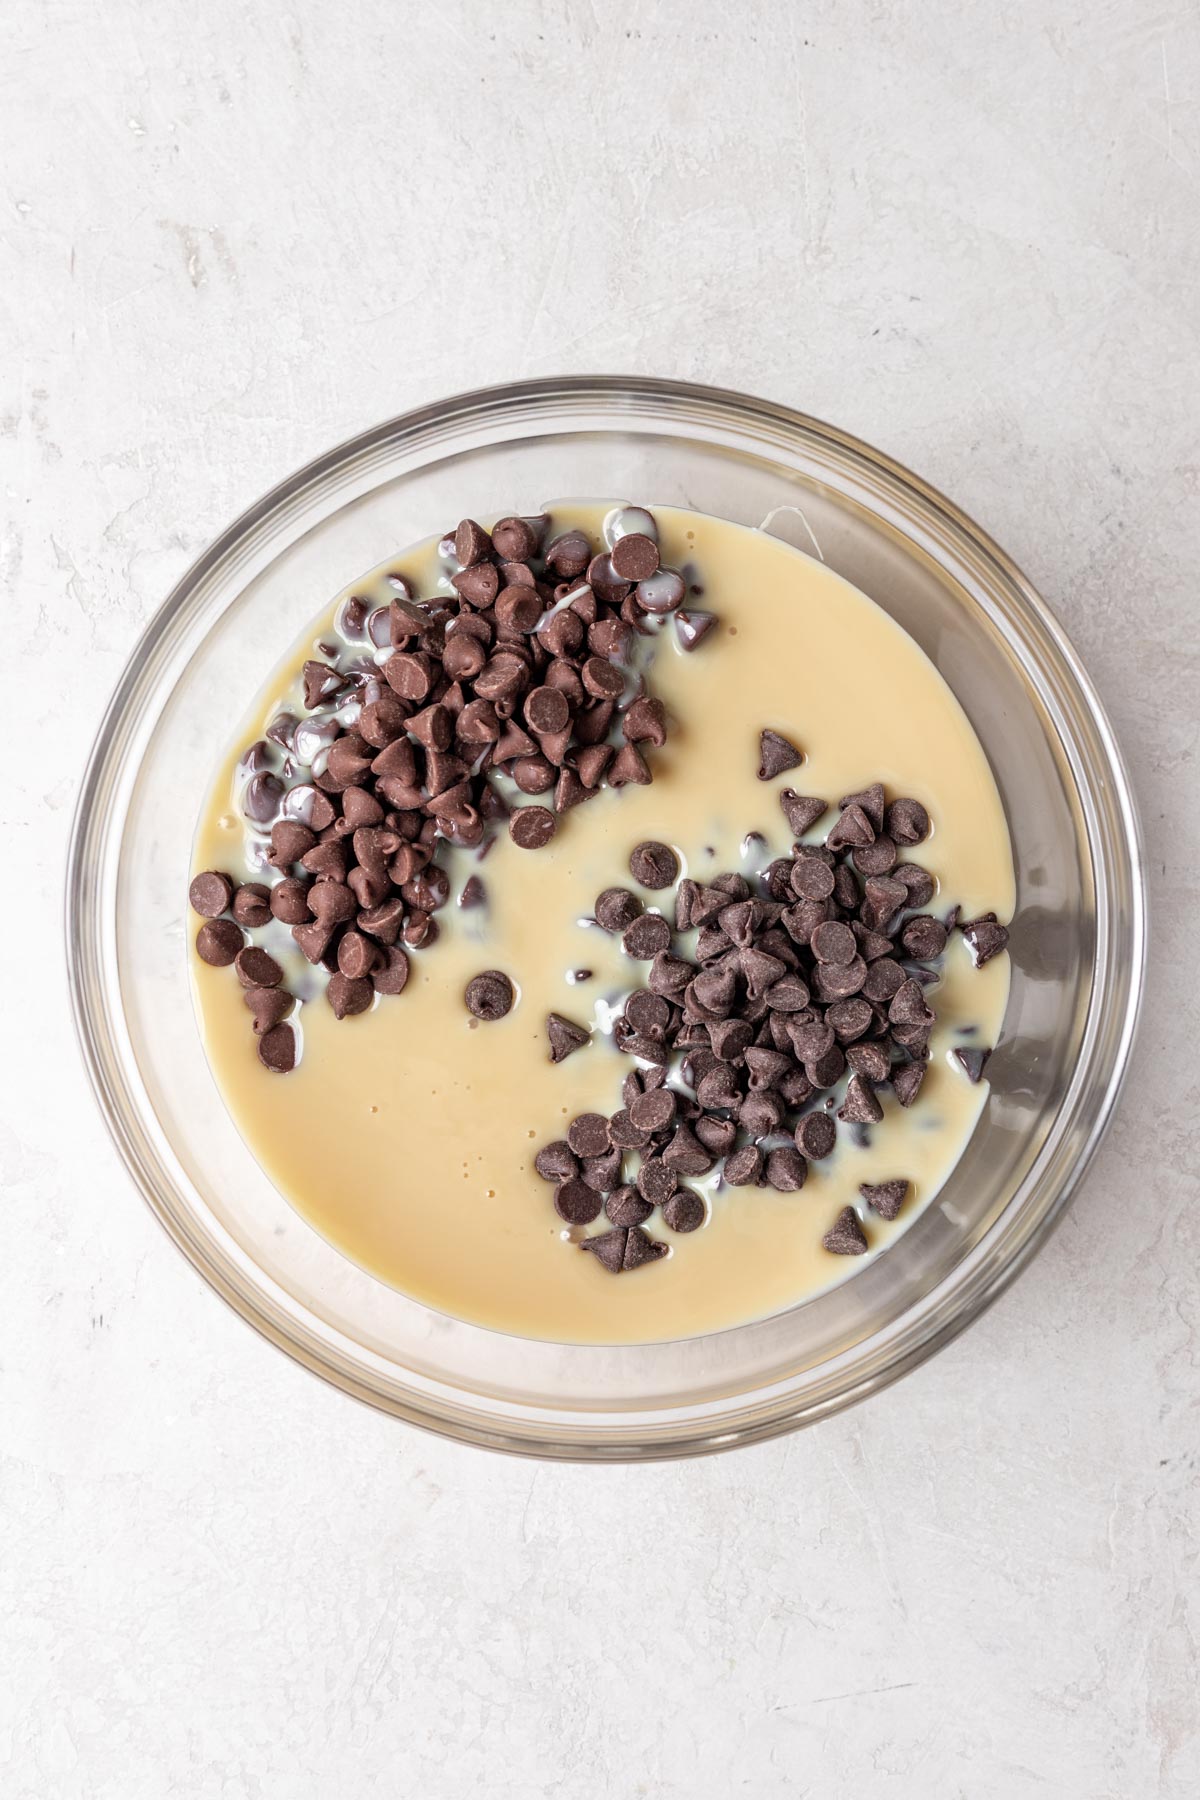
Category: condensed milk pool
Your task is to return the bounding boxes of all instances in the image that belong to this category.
[189,503,1013,1344]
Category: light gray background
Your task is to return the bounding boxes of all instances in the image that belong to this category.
[3,3,1197,1795]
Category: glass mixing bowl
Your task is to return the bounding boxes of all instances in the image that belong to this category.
[66,377,1145,1459]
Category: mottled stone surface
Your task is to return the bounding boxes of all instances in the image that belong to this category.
[2,3,1197,1796]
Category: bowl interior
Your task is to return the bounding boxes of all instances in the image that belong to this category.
[71,381,1141,1455]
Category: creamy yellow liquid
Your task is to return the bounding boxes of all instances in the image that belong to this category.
[192,504,1013,1343]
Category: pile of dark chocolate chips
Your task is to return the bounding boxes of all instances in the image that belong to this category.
[190,510,715,1070]
[535,760,1009,1273]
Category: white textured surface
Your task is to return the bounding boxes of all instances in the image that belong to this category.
[3,3,1198,1795]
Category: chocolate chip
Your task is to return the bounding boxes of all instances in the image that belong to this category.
[838,1075,883,1125]
[629,840,679,889]
[465,969,514,1020]
[606,1185,653,1227]
[302,659,341,709]
[724,1144,764,1186]
[609,1108,651,1151]
[766,1146,808,1192]
[839,783,886,831]
[960,915,1010,967]
[890,1061,926,1107]
[189,870,234,917]
[860,1179,909,1221]
[292,919,336,964]
[862,958,905,1004]
[900,915,948,960]
[811,920,856,964]
[953,1045,992,1083]
[696,1115,738,1157]
[459,875,486,910]
[622,695,668,747]
[372,947,411,995]
[453,518,492,566]
[889,978,932,1026]
[629,1087,677,1133]
[662,1187,706,1232]
[893,864,937,909]
[631,1158,679,1215]
[234,945,282,988]
[608,743,652,787]
[805,1044,846,1090]
[242,986,292,1034]
[547,1012,590,1063]
[886,798,930,845]
[509,806,557,850]
[675,608,718,651]
[780,791,827,837]
[791,857,835,901]
[595,886,643,932]
[326,973,373,1018]
[491,515,538,561]
[795,1112,836,1159]
[757,729,803,780]
[623,1224,668,1269]
[555,1178,603,1225]
[257,1022,296,1073]
[337,931,380,980]
[545,530,591,578]
[535,1140,577,1183]
[634,569,686,613]
[567,1112,611,1159]
[852,834,898,877]
[826,803,874,850]
[813,956,868,1001]
[822,1207,868,1255]
[846,1041,890,1082]
[268,878,313,927]
[622,914,671,959]
[525,685,570,735]
[827,997,873,1041]
[625,990,670,1037]
[195,928,244,972]
[231,882,272,928]
[607,532,658,582]
[580,1228,628,1273]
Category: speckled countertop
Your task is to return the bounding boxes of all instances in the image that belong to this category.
[2,4,1197,1796]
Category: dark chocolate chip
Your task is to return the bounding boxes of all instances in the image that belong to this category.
[465,969,514,1020]
[195,928,244,972]
[795,1112,836,1160]
[634,569,686,613]
[766,1146,808,1192]
[757,729,803,780]
[629,1087,677,1133]
[547,1012,591,1063]
[852,834,898,877]
[900,915,948,960]
[607,743,652,787]
[567,1112,612,1159]
[893,864,937,909]
[661,1187,706,1233]
[622,695,668,747]
[189,870,234,917]
[608,1108,652,1151]
[724,1144,764,1186]
[525,685,570,735]
[826,803,875,850]
[822,1207,868,1255]
[696,1115,738,1157]
[960,915,1010,967]
[953,1045,993,1083]
[839,783,886,831]
[846,1041,890,1082]
[606,1185,653,1227]
[622,914,672,959]
[257,1023,296,1073]
[509,806,557,850]
[545,530,591,578]
[860,1179,909,1221]
[337,931,380,980]
[890,1061,926,1108]
[838,1075,883,1125]
[811,920,856,965]
[780,790,827,837]
[886,798,930,845]
[629,840,679,889]
[595,886,643,933]
[827,997,873,1041]
[555,1178,603,1225]
[791,857,835,901]
[580,1228,628,1273]
[534,1140,577,1183]
[623,1224,668,1269]
[636,1158,678,1206]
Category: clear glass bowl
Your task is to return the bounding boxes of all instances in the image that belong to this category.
[66,377,1145,1459]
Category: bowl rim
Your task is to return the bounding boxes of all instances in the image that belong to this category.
[65,374,1147,1459]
